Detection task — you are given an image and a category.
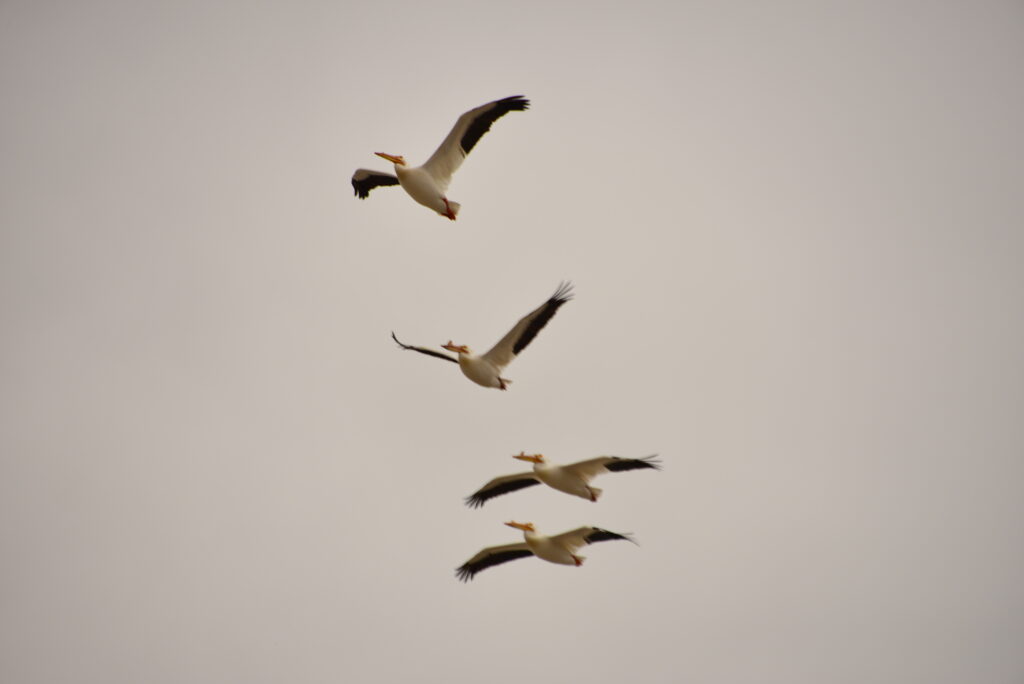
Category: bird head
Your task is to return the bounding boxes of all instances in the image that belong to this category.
[442,341,470,354]
[513,452,545,464]
[374,152,406,166]
[505,521,535,532]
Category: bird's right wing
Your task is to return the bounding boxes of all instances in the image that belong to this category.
[464,472,542,509]
[421,95,530,192]
[549,527,636,554]
[352,169,400,198]
[564,455,662,479]
[481,281,573,369]
[456,542,534,582]
[391,332,458,364]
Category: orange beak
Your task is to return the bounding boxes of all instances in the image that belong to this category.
[504,521,534,532]
[375,152,405,165]
[442,341,468,354]
[513,452,544,464]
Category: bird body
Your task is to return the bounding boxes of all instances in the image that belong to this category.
[389,163,461,218]
[533,461,603,502]
[521,527,586,566]
[465,453,661,508]
[454,352,505,389]
[352,95,529,219]
[455,522,635,581]
[392,282,573,390]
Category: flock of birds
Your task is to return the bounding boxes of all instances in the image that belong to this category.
[352,95,662,581]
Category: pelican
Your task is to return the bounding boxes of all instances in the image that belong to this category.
[456,522,636,582]
[352,95,529,220]
[391,281,572,390]
[466,453,661,508]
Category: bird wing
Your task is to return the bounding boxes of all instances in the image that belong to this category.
[421,95,530,192]
[563,455,662,479]
[391,332,458,364]
[455,542,534,582]
[352,169,400,198]
[464,472,542,509]
[549,527,636,553]
[481,281,573,369]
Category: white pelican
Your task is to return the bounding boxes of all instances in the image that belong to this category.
[456,521,636,582]
[352,95,529,220]
[391,281,572,390]
[466,453,661,508]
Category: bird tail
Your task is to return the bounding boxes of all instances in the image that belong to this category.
[447,200,461,218]
[588,486,603,502]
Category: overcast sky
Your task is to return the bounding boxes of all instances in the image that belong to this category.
[2,1,1023,682]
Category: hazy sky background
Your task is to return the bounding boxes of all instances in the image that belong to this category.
[2,1,1023,682]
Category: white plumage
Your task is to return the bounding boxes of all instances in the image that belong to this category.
[352,95,529,219]
[466,453,662,507]
[456,522,635,582]
[391,282,573,390]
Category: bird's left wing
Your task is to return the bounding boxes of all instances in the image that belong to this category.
[481,282,573,369]
[421,95,530,192]
[456,542,534,582]
[391,332,459,364]
[352,169,400,198]
[563,455,662,479]
[465,472,542,508]
[550,527,636,553]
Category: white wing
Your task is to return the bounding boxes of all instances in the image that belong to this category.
[421,95,529,193]
[481,282,573,369]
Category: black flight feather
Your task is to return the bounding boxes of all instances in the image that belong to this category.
[351,170,400,199]
[456,549,535,582]
[512,281,573,356]
[464,477,542,509]
[391,332,458,364]
[460,95,530,156]
[584,528,636,545]
[603,455,662,473]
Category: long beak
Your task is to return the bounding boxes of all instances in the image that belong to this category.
[504,521,532,531]
[513,452,543,463]
[375,152,403,164]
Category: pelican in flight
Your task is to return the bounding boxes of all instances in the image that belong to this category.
[456,522,636,582]
[466,453,661,508]
[391,281,572,390]
[352,95,530,220]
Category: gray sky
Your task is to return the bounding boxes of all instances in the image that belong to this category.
[2,1,1023,682]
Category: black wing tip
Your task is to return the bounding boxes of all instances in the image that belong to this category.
[607,454,662,471]
[642,455,663,470]
[352,180,370,199]
[464,478,539,508]
[588,528,638,545]
[351,170,398,199]
[497,95,530,111]
[455,565,476,582]
[551,280,575,304]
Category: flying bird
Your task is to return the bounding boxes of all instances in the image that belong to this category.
[465,453,662,508]
[352,95,530,220]
[456,521,636,582]
[391,281,573,390]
